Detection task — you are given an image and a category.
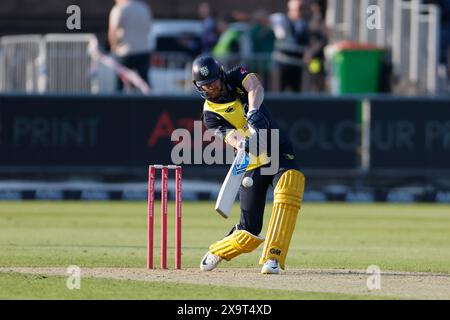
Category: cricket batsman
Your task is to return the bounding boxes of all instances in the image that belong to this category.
[192,56,306,274]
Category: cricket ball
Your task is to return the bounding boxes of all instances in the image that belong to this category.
[242,177,254,188]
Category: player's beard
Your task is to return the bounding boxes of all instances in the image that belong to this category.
[209,82,225,99]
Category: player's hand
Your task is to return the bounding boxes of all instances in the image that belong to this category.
[237,138,247,151]
[246,109,270,130]
[240,132,267,157]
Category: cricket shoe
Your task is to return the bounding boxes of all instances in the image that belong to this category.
[261,259,281,275]
[200,252,222,271]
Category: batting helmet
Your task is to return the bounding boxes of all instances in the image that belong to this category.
[192,56,224,87]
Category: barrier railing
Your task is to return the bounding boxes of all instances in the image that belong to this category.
[0,35,41,93]
[42,34,96,93]
[0,34,97,94]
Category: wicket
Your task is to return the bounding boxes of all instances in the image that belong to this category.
[147,165,182,269]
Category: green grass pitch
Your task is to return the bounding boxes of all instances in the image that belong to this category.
[0,201,449,299]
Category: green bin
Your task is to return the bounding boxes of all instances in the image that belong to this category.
[326,41,385,94]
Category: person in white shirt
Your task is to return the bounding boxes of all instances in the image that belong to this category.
[108,0,153,91]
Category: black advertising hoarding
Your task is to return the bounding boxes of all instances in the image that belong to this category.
[131,96,205,167]
[0,95,131,166]
[132,96,361,169]
[370,98,450,170]
[268,96,360,169]
[0,95,205,169]
[0,94,360,174]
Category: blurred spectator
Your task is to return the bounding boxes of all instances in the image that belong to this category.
[304,0,327,92]
[212,16,242,66]
[272,0,311,92]
[249,9,276,89]
[198,2,220,54]
[250,10,276,55]
[108,0,153,92]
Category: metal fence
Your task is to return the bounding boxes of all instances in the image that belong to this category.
[326,0,444,94]
[0,35,41,93]
[0,34,97,94]
[0,34,197,94]
[326,0,396,49]
[42,34,95,93]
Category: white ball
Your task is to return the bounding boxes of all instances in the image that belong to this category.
[242,177,254,188]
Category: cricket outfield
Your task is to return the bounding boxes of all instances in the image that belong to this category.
[0,201,449,300]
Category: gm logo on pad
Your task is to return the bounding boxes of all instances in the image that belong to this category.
[269,248,281,256]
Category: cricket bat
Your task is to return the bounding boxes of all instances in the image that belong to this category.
[215,148,250,218]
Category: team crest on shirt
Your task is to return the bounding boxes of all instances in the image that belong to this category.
[200,66,209,76]
[240,67,247,74]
